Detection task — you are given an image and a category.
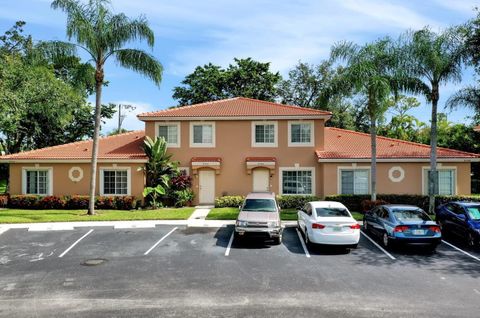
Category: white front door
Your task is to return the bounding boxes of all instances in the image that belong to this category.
[199,169,215,204]
[253,168,270,192]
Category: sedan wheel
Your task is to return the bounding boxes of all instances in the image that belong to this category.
[382,233,390,248]
[305,231,311,247]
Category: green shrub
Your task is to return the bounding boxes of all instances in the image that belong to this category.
[95,196,116,209]
[38,196,66,209]
[173,189,195,207]
[66,195,90,209]
[277,195,321,209]
[324,195,370,212]
[215,196,245,208]
[114,196,139,210]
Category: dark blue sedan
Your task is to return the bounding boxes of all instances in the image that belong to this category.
[436,201,480,248]
[364,205,441,250]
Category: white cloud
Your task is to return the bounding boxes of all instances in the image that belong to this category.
[101,101,154,134]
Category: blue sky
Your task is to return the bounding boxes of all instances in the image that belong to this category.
[0,0,478,133]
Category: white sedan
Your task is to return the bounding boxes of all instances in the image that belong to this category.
[297,201,360,248]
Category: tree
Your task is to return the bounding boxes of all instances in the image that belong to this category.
[379,95,424,141]
[173,58,281,105]
[52,0,163,215]
[331,38,399,201]
[400,27,467,213]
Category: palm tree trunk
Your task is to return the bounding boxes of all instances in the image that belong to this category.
[428,86,439,214]
[87,69,104,215]
[370,114,377,202]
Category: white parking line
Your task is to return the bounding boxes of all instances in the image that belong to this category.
[225,233,234,256]
[58,229,94,258]
[360,230,396,260]
[442,240,480,262]
[144,227,178,255]
[295,229,310,258]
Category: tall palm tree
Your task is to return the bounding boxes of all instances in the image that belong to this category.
[331,38,398,201]
[400,27,466,213]
[51,0,163,214]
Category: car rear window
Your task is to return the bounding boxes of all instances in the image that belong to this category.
[242,199,277,212]
[392,209,431,222]
[466,206,480,221]
[315,208,350,217]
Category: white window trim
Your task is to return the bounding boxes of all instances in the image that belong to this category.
[99,166,131,196]
[337,165,371,195]
[288,120,314,147]
[421,166,457,196]
[189,122,216,148]
[279,166,316,195]
[22,167,53,196]
[155,122,181,148]
[251,121,278,147]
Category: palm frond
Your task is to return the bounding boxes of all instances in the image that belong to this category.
[447,85,480,111]
[114,49,163,85]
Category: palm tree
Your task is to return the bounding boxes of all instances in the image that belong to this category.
[399,27,467,213]
[331,38,398,201]
[51,0,163,215]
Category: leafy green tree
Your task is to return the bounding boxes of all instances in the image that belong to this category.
[140,136,179,187]
[173,58,281,105]
[331,38,400,201]
[379,95,425,141]
[400,27,467,213]
[52,0,163,215]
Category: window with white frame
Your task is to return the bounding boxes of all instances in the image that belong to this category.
[289,121,313,146]
[252,121,277,147]
[282,170,313,195]
[340,169,369,195]
[423,169,456,195]
[191,123,214,147]
[156,122,180,147]
[101,169,129,195]
[24,169,50,195]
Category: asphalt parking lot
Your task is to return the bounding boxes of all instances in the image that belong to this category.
[0,225,479,318]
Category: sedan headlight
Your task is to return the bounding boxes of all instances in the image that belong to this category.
[236,220,248,227]
[267,221,279,228]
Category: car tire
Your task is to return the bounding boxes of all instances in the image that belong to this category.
[273,235,282,245]
[363,220,368,232]
[305,231,313,248]
[382,233,390,248]
[349,244,358,249]
[234,232,242,240]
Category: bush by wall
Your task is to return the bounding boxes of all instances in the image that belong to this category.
[7,195,139,210]
[277,195,321,209]
[215,196,245,208]
[0,194,8,208]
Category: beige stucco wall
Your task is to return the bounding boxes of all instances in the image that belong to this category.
[146,119,325,204]
[9,162,145,198]
[321,162,471,197]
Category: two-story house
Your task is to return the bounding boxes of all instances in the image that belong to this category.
[2,97,479,205]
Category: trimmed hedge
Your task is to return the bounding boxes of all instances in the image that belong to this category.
[7,195,140,210]
[215,196,245,208]
[277,195,321,209]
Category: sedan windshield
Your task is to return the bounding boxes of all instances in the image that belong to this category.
[466,206,480,221]
[392,209,431,222]
[242,199,277,212]
[315,208,350,217]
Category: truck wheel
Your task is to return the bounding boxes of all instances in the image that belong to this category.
[273,236,282,245]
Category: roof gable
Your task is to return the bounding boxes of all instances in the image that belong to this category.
[137,97,332,120]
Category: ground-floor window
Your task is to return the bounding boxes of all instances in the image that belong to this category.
[340,169,369,195]
[101,169,130,195]
[281,170,313,195]
[24,169,51,195]
[423,169,456,195]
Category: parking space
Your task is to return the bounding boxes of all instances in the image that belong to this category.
[0,224,479,317]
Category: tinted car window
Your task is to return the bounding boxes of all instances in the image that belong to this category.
[392,209,431,221]
[315,208,350,217]
[243,199,277,212]
[466,206,480,221]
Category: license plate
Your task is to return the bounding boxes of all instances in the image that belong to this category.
[412,229,425,235]
[333,226,342,232]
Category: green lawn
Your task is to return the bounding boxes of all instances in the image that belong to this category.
[0,179,6,193]
[207,207,365,222]
[206,207,298,221]
[0,208,195,224]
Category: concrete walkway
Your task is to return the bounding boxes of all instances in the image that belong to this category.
[187,205,214,227]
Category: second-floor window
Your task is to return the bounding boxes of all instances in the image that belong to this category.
[190,122,215,147]
[156,122,180,147]
[252,121,277,147]
[289,121,314,146]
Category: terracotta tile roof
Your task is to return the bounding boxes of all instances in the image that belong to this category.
[246,157,276,162]
[0,131,146,161]
[138,97,331,119]
[191,157,222,162]
[317,127,480,160]
[474,125,480,132]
